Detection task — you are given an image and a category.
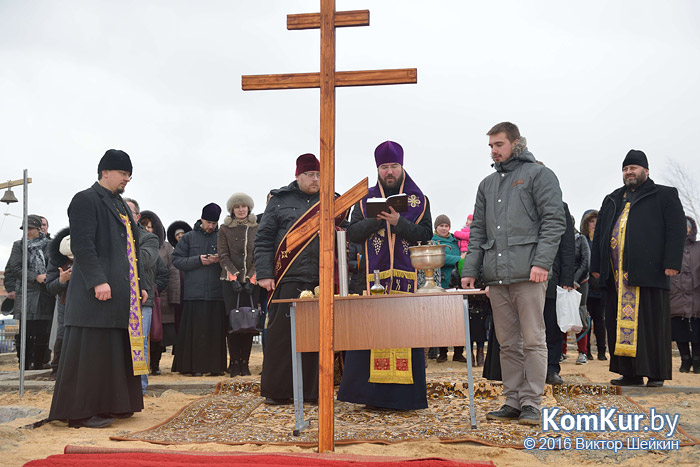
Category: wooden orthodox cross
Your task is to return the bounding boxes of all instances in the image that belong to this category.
[242,1,416,452]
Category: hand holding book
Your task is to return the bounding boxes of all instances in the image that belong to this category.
[366,193,408,218]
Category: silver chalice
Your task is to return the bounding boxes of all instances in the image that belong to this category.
[409,242,446,293]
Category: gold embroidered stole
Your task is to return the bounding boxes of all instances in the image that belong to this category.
[610,202,640,357]
[119,212,149,376]
[368,288,414,385]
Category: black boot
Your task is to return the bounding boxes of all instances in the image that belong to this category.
[229,360,241,377]
[693,356,700,374]
[150,341,162,375]
[33,343,51,370]
[437,348,448,363]
[679,355,692,373]
[453,346,467,362]
[239,360,251,376]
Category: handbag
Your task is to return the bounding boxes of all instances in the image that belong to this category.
[150,289,163,341]
[228,293,262,334]
[555,286,582,333]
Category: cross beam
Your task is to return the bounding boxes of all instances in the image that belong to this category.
[242,2,416,452]
[287,10,369,30]
[242,69,417,91]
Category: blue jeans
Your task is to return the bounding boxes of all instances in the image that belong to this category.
[141,306,152,395]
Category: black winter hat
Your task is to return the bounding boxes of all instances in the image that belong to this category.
[201,203,222,222]
[98,149,132,175]
[622,150,648,169]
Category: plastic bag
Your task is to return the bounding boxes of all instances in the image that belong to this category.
[556,286,582,333]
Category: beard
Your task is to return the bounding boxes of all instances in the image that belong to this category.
[623,173,647,190]
[379,172,404,193]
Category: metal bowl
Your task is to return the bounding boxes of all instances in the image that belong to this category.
[408,244,445,270]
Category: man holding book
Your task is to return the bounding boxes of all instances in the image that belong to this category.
[337,140,433,410]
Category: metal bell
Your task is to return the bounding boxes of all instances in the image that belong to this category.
[1,188,18,204]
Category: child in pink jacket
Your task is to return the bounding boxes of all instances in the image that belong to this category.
[454,214,473,257]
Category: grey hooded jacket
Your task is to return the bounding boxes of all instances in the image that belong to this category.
[462,143,566,285]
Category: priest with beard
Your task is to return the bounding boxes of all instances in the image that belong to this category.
[49,150,147,428]
[337,141,433,410]
[591,150,686,387]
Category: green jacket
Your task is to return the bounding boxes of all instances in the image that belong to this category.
[431,233,461,288]
[462,148,566,285]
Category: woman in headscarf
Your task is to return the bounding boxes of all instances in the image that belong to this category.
[217,193,260,377]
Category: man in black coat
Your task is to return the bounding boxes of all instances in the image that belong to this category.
[591,150,686,387]
[49,149,146,428]
[172,202,226,377]
[255,153,323,405]
[543,203,575,385]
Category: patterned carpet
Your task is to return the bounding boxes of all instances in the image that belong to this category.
[112,371,698,449]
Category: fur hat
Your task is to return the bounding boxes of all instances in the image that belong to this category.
[59,235,73,259]
[295,153,320,176]
[140,210,166,247]
[166,220,192,246]
[224,193,257,226]
[49,227,72,266]
[374,141,404,167]
[226,192,254,214]
[622,149,648,169]
[434,214,451,229]
[97,149,132,175]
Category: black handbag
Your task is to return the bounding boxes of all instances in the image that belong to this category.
[228,293,262,334]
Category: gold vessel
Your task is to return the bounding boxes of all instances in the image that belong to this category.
[409,243,446,293]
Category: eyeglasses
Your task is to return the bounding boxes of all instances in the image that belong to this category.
[302,172,321,180]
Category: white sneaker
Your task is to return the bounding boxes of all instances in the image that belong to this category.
[576,352,588,365]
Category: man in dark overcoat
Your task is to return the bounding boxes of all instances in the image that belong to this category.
[591,150,686,387]
[49,149,146,428]
[255,153,323,405]
[172,203,226,377]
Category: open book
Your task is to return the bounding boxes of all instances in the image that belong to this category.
[366,193,408,218]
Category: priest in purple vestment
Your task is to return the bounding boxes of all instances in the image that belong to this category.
[337,140,433,410]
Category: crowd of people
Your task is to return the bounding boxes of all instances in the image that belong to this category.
[2,121,699,429]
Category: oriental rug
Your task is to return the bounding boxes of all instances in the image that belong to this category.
[112,371,699,449]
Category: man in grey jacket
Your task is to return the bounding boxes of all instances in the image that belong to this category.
[462,122,566,425]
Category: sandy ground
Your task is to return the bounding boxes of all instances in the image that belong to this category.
[1,341,700,467]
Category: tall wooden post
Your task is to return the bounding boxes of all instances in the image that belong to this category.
[318,0,336,453]
[242,2,416,452]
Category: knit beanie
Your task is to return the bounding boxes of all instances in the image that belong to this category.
[295,153,320,176]
[434,214,451,229]
[201,203,222,222]
[97,149,132,175]
[622,150,648,169]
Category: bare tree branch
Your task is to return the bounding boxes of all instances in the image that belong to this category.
[662,158,699,222]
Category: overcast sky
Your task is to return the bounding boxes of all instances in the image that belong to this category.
[1,0,699,264]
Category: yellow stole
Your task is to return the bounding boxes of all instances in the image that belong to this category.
[610,202,640,357]
[119,212,149,376]
[368,289,413,385]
